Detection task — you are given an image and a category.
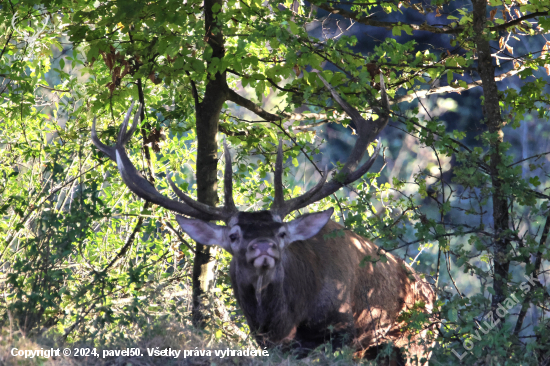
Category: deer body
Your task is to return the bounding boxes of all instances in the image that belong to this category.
[211,214,434,360]
[91,75,434,364]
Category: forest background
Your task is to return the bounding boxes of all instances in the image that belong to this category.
[1,0,550,364]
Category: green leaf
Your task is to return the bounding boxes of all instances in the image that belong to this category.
[288,21,300,35]
[447,308,458,322]
[401,24,413,36]
[392,26,402,37]
[211,2,221,12]
[529,176,541,187]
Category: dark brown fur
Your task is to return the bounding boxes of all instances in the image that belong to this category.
[228,217,435,364]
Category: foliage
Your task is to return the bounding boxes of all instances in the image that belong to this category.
[1,0,550,364]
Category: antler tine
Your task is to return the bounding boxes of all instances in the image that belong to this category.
[272,166,329,218]
[91,117,116,161]
[92,101,139,161]
[378,73,390,111]
[272,140,285,212]
[121,103,141,146]
[317,76,367,135]
[342,140,381,184]
[223,139,237,214]
[165,140,238,219]
[117,100,136,146]
[115,150,219,220]
[288,141,382,214]
[270,73,389,217]
[92,102,230,222]
[166,173,229,219]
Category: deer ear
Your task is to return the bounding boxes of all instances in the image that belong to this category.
[175,215,231,252]
[286,208,334,242]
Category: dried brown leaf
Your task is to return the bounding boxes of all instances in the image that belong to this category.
[104,53,113,70]
[121,65,130,78]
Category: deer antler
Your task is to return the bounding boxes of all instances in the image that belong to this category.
[92,102,238,222]
[271,74,390,218]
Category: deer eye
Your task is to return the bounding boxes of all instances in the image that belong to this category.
[279,232,287,239]
[229,233,239,242]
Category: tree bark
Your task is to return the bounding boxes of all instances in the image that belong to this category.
[472,0,510,319]
[192,0,227,328]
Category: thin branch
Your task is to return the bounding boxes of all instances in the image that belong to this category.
[227,68,299,94]
[36,84,70,93]
[100,202,151,273]
[293,119,330,131]
[0,29,14,60]
[386,229,491,252]
[508,151,550,167]
[219,123,248,136]
[446,252,465,298]
[393,64,525,105]
[492,10,550,32]
[513,209,550,336]
[163,220,196,254]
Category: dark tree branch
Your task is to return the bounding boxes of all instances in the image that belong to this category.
[185,70,200,107]
[36,84,70,92]
[492,11,550,32]
[191,0,229,328]
[163,219,196,254]
[317,3,463,34]
[226,88,286,121]
[472,0,511,326]
[101,201,151,273]
[219,123,248,136]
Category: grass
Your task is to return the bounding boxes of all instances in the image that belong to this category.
[0,319,370,366]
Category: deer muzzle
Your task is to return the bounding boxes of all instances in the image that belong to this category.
[247,240,279,269]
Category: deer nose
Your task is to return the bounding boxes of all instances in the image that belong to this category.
[248,241,277,269]
[249,241,275,254]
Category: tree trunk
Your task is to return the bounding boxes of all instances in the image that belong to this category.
[472,0,510,320]
[192,0,227,328]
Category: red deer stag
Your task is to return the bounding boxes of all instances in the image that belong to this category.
[91,75,435,365]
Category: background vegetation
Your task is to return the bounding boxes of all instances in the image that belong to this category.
[1,0,550,364]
